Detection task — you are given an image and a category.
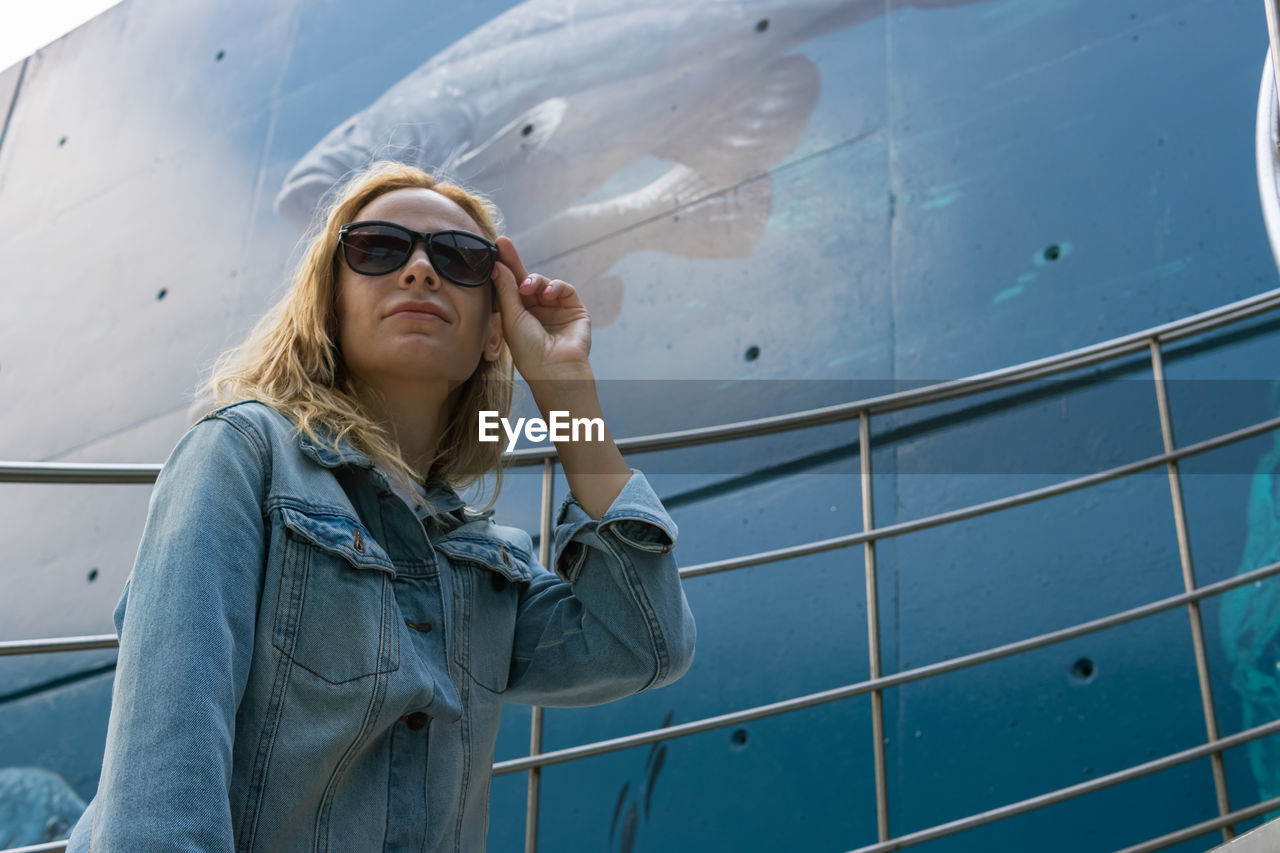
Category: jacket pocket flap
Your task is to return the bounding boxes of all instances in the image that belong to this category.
[281,506,395,575]
[435,536,531,583]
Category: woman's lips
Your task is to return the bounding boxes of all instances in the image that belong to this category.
[391,310,446,322]
[387,300,449,322]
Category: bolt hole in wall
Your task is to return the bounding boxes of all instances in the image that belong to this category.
[87,569,97,583]
[156,288,167,301]
[57,136,66,147]
[730,728,749,750]
[756,18,769,32]
[215,49,225,61]
[744,345,760,362]
[1043,243,1061,261]
[1068,657,1096,685]
[521,123,533,137]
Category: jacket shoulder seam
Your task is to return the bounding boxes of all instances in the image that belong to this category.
[204,409,274,512]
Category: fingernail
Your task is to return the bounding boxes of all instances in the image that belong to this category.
[521,278,533,289]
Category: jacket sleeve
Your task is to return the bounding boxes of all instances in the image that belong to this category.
[503,468,696,707]
[88,414,267,851]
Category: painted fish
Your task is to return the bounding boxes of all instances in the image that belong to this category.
[276,0,981,325]
[1221,390,1280,819]
[0,767,86,847]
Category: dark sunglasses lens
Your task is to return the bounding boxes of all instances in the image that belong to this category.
[342,226,411,275]
[430,232,495,286]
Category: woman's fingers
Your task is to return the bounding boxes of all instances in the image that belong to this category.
[490,261,531,323]
[491,238,584,320]
[510,272,574,304]
[495,236,529,284]
[539,279,573,303]
[494,237,553,307]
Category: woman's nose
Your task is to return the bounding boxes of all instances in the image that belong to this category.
[399,246,441,290]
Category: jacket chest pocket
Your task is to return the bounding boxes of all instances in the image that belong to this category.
[272,506,400,684]
[436,536,532,694]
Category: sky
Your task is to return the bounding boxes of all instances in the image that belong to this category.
[0,0,123,72]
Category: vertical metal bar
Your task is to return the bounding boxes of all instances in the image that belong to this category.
[861,410,890,842]
[1149,339,1233,842]
[1266,0,1280,111]
[524,458,555,853]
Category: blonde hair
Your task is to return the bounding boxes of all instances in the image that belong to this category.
[205,160,514,514]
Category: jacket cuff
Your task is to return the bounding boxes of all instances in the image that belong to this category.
[552,468,678,582]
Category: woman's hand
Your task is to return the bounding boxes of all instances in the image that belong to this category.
[490,236,593,382]
[491,237,632,516]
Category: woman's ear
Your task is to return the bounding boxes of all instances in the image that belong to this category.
[482,310,503,362]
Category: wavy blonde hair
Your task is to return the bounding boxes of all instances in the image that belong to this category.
[205,160,514,514]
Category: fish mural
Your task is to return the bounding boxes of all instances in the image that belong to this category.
[0,768,86,848]
[275,0,982,326]
[1220,383,1280,820]
[608,710,675,853]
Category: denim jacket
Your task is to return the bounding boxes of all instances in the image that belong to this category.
[66,399,696,852]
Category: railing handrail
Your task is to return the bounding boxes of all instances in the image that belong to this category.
[3,284,1280,483]
[488,555,1280,774]
[674,410,1280,578]
[0,460,161,484]
[844,715,1280,853]
[0,634,118,657]
[7,404,1279,658]
[13,554,1280,853]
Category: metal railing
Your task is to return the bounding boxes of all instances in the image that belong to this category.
[6,285,1280,852]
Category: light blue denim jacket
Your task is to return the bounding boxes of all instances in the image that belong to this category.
[66,399,696,852]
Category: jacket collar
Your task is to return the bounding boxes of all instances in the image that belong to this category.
[297,431,373,470]
[410,471,468,515]
[296,429,467,514]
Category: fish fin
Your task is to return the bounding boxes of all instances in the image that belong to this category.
[639,165,773,259]
[450,97,568,174]
[609,780,631,843]
[620,802,639,853]
[536,164,771,280]
[655,54,820,184]
[643,744,666,821]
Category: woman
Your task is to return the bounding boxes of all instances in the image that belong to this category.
[66,161,696,852]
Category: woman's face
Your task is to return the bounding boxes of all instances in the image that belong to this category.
[335,188,503,396]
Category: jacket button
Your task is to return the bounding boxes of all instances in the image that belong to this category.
[404,712,429,731]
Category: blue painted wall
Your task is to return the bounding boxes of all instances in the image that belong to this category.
[0,0,1276,850]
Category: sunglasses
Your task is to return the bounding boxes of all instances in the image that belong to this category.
[337,220,498,287]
